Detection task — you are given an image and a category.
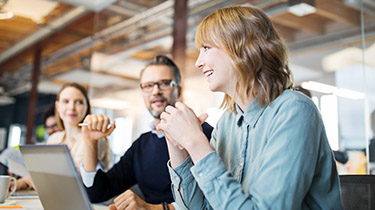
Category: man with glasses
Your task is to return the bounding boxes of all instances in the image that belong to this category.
[43,105,61,137]
[81,55,213,210]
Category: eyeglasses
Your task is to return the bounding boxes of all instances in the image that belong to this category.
[140,79,177,92]
[45,123,58,130]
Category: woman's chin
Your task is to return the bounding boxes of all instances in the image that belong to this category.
[208,84,220,92]
[64,119,81,126]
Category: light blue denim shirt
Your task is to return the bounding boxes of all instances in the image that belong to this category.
[168,90,343,210]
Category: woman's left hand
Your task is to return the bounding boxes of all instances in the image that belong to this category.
[81,114,115,141]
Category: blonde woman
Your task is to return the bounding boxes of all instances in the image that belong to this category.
[158,6,343,210]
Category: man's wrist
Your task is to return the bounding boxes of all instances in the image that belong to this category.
[161,202,170,210]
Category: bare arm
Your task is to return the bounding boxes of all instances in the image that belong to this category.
[83,139,99,172]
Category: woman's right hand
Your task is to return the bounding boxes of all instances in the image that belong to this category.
[81,114,116,142]
[10,176,34,191]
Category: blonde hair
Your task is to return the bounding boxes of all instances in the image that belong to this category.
[195,6,293,112]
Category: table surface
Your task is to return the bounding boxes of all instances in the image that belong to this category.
[1,197,44,210]
[2,197,108,210]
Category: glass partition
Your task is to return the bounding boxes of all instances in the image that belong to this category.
[276,1,375,174]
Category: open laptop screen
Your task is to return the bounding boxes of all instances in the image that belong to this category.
[19,144,93,210]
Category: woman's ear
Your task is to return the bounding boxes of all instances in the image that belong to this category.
[55,100,59,112]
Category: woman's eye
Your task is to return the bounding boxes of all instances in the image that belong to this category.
[203,46,210,52]
[76,100,84,105]
[62,99,69,104]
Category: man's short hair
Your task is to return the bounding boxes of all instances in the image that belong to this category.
[140,55,181,86]
[43,105,55,125]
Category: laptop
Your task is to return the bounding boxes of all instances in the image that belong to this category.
[19,144,107,210]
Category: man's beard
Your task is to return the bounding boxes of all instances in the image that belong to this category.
[149,108,163,119]
[148,103,171,119]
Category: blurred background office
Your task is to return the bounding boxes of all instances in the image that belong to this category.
[0,0,374,173]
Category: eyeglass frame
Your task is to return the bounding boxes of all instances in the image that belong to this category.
[45,123,58,130]
[140,79,178,92]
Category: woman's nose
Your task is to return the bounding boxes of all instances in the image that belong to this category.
[68,101,75,109]
[195,52,204,69]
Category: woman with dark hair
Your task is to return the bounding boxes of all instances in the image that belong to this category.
[14,82,110,191]
[48,82,110,172]
[158,6,342,210]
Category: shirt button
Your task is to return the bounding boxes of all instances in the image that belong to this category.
[199,173,203,177]
[240,163,243,167]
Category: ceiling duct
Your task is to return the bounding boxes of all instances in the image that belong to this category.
[55,0,117,12]
[343,0,375,15]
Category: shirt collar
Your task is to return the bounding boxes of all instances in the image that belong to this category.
[235,97,267,128]
[150,121,165,138]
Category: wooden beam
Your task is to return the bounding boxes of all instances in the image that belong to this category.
[43,50,90,76]
[271,13,325,34]
[0,16,39,32]
[273,23,297,42]
[0,49,34,74]
[315,0,360,25]
[26,45,41,144]
[172,0,188,72]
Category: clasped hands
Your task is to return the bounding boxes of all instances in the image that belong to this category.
[158,102,208,152]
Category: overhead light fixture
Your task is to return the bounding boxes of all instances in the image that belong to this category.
[0,0,14,20]
[301,81,365,100]
[0,95,15,105]
[1,0,58,24]
[288,0,316,17]
[0,10,13,20]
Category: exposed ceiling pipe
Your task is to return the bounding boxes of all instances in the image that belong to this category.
[0,0,217,95]
[2,0,274,73]
[343,0,375,15]
[288,23,375,54]
[44,0,222,66]
[0,6,88,65]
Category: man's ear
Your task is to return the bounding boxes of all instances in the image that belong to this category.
[177,86,183,101]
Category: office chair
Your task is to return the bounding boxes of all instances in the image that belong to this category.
[340,175,375,210]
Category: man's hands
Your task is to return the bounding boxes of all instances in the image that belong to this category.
[108,190,171,210]
[82,114,115,172]
[81,114,115,142]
